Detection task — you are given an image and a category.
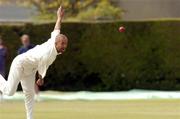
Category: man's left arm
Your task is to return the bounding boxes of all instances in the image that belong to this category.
[51,6,64,39]
[54,6,64,30]
[37,6,65,84]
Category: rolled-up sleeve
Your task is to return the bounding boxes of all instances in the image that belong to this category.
[51,30,60,38]
[37,30,60,78]
[37,60,48,79]
[47,30,60,44]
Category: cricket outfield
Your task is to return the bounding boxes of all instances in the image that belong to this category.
[0,100,180,119]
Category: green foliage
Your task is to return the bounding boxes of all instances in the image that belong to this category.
[76,0,122,21]
[0,20,180,91]
[0,0,122,21]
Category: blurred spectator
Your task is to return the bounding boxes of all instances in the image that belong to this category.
[18,34,35,54]
[0,36,8,102]
[18,34,40,101]
[0,36,8,78]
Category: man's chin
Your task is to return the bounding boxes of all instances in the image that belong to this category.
[58,51,64,55]
[57,49,65,55]
[61,50,65,53]
[58,52,62,55]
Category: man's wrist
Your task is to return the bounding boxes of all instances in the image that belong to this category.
[57,17,62,22]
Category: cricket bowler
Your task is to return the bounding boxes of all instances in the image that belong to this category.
[0,6,68,119]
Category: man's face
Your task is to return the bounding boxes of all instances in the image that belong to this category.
[21,35,30,47]
[55,35,68,54]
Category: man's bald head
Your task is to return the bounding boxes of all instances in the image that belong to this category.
[55,34,68,54]
[55,34,68,42]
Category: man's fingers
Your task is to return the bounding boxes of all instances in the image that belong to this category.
[61,9,64,16]
[36,80,40,86]
[59,6,63,11]
[36,79,44,86]
[38,82,42,86]
[58,6,63,13]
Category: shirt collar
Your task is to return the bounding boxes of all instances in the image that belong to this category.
[53,43,63,55]
[53,44,58,55]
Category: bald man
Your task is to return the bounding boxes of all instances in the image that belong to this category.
[0,6,68,119]
[18,34,35,54]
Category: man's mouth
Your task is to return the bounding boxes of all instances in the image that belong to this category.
[60,48,65,53]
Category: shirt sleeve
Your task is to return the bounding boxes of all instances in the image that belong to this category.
[37,60,49,79]
[51,30,60,39]
[38,30,60,78]
[47,30,60,44]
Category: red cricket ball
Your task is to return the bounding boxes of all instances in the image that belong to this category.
[119,26,125,32]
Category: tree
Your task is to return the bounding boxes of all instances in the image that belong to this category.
[76,0,122,21]
[0,0,96,15]
[0,0,122,21]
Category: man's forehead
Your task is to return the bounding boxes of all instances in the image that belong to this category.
[56,34,68,41]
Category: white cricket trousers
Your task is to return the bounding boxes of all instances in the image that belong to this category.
[0,55,36,119]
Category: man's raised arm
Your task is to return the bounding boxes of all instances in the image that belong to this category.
[54,6,64,30]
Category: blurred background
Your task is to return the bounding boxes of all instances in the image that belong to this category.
[0,0,180,22]
[0,0,180,91]
[1,0,180,119]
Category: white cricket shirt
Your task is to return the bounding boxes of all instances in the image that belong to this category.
[20,30,60,78]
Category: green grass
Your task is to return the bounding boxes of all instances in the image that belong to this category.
[0,100,180,119]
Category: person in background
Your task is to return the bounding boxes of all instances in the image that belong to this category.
[18,34,35,54]
[0,36,8,101]
[0,36,8,78]
[18,34,40,101]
